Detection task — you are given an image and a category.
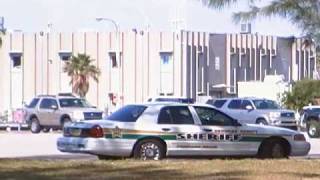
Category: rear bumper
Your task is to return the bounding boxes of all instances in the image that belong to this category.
[57,136,135,157]
[290,141,311,156]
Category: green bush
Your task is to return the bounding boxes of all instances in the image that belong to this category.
[282,80,320,111]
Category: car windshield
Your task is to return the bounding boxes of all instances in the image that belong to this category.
[310,108,320,113]
[59,98,92,108]
[252,99,280,109]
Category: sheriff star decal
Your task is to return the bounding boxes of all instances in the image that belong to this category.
[112,126,122,138]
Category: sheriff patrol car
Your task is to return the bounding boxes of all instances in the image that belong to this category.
[57,103,310,160]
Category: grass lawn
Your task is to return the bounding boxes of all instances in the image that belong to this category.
[0,158,320,180]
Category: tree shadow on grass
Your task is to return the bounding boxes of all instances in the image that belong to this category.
[0,160,250,180]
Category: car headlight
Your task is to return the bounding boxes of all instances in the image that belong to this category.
[72,111,84,121]
[269,112,281,120]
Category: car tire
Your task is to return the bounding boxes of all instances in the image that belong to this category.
[42,128,50,133]
[259,140,287,159]
[133,139,165,160]
[307,120,320,138]
[256,118,268,125]
[30,117,41,134]
[61,117,71,130]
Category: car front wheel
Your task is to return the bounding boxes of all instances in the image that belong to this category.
[307,120,320,138]
[30,117,41,134]
[133,139,165,160]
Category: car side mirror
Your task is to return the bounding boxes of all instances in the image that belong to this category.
[245,105,253,111]
[51,105,58,110]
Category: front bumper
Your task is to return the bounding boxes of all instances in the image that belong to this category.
[290,141,311,156]
[270,118,298,130]
[57,136,135,157]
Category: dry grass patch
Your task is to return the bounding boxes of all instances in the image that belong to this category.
[0,158,319,180]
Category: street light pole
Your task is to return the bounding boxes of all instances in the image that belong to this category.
[96,17,121,105]
[96,17,120,64]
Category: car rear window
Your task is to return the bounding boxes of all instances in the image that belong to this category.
[106,105,147,122]
[212,100,227,108]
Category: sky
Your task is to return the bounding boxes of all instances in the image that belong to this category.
[0,0,301,37]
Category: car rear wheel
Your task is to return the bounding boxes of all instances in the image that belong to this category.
[307,120,320,138]
[133,139,165,160]
[30,117,41,134]
[259,140,287,159]
[256,118,268,125]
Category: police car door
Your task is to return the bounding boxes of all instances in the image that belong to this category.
[192,106,254,156]
[157,106,203,156]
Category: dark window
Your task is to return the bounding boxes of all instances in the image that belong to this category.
[39,99,58,109]
[107,105,147,122]
[194,106,234,126]
[109,52,117,68]
[12,56,21,67]
[158,106,194,124]
[241,100,252,109]
[228,100,241,109]
[26,98,40,108]
[59,52,71,61]
[213,100,227,108]
[61,55,70,61]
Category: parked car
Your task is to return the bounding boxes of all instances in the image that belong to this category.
[57,103,310,160]
[299,105,320,138]
[147,96,194,104]
[24,93,103,134]
[207,97,298,130]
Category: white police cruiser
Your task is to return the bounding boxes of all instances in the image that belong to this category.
[57,103,310,160]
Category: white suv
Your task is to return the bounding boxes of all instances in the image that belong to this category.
[207,98,297,130]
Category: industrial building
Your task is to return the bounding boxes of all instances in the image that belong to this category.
[0,31,316,114]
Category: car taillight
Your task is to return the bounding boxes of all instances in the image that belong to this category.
[89,125,104,138]
[294,134,306,141]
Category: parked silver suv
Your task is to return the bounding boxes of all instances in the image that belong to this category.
[207,97,298,130]
[24,93,104,133]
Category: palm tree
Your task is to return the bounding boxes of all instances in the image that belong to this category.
[204,0,320,44]
[63,53,101,97]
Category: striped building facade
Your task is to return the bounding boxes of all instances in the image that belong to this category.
[0,31,316,113]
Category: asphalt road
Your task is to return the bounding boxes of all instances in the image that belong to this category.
[0,130,319,160]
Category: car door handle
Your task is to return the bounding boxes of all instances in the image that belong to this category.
[202,128,212,132]
[162,128,171,132]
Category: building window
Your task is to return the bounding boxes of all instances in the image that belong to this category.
[160,52,173,94]
[9,52,22,68]
[12,56,21,67]
[59,52,72,61]
[109,52,117,68]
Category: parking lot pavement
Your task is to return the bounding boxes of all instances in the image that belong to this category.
[0,131,319,159]
[0,131,90,158]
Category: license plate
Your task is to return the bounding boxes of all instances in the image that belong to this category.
[69,128,81,136]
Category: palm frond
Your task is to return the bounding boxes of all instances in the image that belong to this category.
[63,53,101,97]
